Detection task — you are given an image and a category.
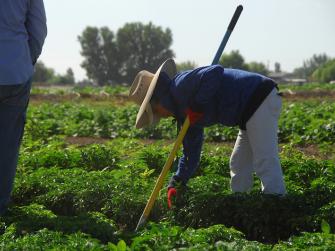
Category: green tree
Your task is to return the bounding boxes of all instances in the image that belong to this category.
[176,61,197,72]
[116,22,174,84]
[78,23,174,85]
[218,50,268,75]
[78,26,119,86]
[50,68,76,85]
[219,50,247,69]
[312,59,335,83]
[274,62,281,73]
[246,62,269,75]
[293,53,330,79]
[33,61,55,83]
[65,68,75,84]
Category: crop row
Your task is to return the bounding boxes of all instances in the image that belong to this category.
[1,217,334,250]
[25,101,335,145]
[2,96,334,249]
[1,139,332,249]
[31,85,128,96]
[31,83,335,95]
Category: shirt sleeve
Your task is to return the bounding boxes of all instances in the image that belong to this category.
[175,126,204,184]
[25,0,47,64]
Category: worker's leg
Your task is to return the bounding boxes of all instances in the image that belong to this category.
[0,79,31,215]
[246,89,286,195]
[230,129,254,192]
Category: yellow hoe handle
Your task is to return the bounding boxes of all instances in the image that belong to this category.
[135,116,190,231]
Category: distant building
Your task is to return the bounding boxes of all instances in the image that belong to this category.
[268,72,291,83]
[288,79,307,85]
[268,72,306,85]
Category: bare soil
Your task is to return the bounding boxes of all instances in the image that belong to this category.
[30,93,131,106]
[66,136,110,146]
[30,90,335,105]
[282,90,335,101]
[65,136,333,160]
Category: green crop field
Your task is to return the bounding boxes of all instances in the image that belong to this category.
[1,85,334,250]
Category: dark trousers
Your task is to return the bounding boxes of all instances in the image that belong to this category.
[0,79,31,214]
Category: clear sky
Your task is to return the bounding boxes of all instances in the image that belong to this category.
[40,0,335,81]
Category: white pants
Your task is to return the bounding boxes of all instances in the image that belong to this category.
[230,89,286,195]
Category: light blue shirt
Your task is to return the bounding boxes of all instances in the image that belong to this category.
[0,0,47,85]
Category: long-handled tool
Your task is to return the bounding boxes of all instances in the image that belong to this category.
[212,5,243,65]
[135,4,243,232]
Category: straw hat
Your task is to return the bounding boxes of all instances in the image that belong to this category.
[129,58,177,128]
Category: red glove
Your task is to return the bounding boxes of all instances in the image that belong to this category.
[185,108,204,125]
[167,187,177,209]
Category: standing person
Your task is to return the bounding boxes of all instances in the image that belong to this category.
[129,59,286,207]
[0,0,47,215]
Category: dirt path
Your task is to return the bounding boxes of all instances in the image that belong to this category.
[282,90,335,101]
[66,136,110,145]
[30,93,131,105]
[65,136,334,160]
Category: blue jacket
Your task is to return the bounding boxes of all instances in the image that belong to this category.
[0,0,47,85]
[162,65,275,184]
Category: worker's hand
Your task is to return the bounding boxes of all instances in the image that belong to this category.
[167,187,177,209]
[185,108,204,125]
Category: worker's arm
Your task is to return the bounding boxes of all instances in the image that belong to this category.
[25,0,47,64]
[175,126,204,184]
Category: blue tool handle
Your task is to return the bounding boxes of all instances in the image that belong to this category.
[228,5,243,32]
[211,32,231,65]
[211,5,243,65]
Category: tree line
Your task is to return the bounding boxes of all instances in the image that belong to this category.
[33,22,335,85]
[33,62,75,85]
[78,22,174,85]
[294,54,335,83]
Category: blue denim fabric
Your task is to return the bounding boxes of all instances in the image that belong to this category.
[0,0,47,84]
[0,79,31,215]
